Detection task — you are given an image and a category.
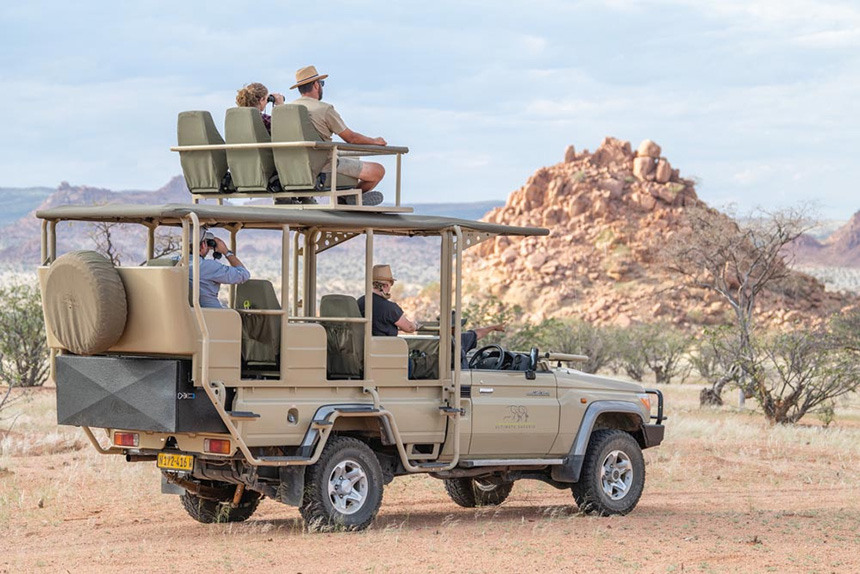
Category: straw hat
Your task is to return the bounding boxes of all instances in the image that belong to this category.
[290,65,329,90]
[372,264,395,284]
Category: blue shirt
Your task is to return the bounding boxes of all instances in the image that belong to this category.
[190,256,250,308]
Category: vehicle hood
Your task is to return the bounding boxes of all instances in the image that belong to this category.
[551,368,645,393]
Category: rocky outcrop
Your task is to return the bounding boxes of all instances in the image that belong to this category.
[464,137,851,328]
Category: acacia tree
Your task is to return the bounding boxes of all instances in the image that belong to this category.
[88,221,123,265]
[612,323,691,384]
[664,205,813,405]
[755,327,860,424]
[690,325,746,405]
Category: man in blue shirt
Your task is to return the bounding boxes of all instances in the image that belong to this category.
[191,232,251,308]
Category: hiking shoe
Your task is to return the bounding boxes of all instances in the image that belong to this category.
[337,191,384,206]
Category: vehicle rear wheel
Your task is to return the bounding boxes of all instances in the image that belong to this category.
[180,485,262,524]
[300,436,384,532]
[444,477,514,508]
[572,429,645,516]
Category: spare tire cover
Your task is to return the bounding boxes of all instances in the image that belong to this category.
[44,250,128,355]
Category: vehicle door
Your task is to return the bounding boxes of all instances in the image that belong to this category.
[467,368,559,456]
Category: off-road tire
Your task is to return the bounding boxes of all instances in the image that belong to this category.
[300,436,384,532]
[572,429,645,516]
[180,488,262,524]
[444,478,514,508]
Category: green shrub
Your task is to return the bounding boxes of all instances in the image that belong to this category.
[0,281,49,388]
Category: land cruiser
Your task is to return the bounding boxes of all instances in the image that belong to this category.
[36,107,664,531]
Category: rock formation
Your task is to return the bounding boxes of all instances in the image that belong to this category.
[464,137,852,328]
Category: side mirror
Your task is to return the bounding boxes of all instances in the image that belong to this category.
[525,347,539,380]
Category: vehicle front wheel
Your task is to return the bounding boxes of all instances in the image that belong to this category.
[444,477,514,508]
[300,436,384,532]
[180,485,262,524]
[571,429,645,516]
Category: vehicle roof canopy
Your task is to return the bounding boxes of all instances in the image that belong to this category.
[36,203,549,237]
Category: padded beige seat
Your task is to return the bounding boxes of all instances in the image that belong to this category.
[271,105,359,193]
[225,107,277,193]
[234,279,281,366]
[320,294,364,379]
[177,111,229,194]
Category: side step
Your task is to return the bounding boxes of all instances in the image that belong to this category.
[416,462,450,469]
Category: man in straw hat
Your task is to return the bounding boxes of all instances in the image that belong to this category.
[357,264,420,336]
[290,65,387,206]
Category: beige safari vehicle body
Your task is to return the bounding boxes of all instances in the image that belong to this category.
[37,203,664,530]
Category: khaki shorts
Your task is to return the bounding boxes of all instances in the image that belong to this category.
[337,157,363,178]
[323,157,363,179]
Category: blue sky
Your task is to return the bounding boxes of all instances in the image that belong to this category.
[1,1,858,218]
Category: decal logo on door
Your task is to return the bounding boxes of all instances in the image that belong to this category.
[496,405,535,430]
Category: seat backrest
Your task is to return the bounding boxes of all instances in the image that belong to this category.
[224,107,276,193]
[177,111,228,194]
[144,258,178,267]
[271,104,327,191]
[234,279,281,365]
[320,294,365,379]
[236,279,280,311]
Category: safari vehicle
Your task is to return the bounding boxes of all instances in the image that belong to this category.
[35,107,663,531]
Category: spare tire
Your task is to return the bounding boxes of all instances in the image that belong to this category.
[44,250,128,355]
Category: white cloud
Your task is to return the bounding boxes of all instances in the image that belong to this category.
[1,0,859,218]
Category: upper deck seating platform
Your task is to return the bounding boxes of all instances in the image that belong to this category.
[172,107,411,213]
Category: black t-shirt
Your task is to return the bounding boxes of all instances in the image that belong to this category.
[357,293,404,336]
[461,330,478,368]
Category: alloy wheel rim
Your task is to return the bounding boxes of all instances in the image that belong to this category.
[600,449,633,501]
[327,459,368,515]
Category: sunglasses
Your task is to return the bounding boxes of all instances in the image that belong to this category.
[318,80,325,87]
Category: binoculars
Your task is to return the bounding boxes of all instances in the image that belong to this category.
[204,235,222,259]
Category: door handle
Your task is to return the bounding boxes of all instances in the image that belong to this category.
[479,387,494,394]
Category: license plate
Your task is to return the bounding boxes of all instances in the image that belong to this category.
[157,452,194,472]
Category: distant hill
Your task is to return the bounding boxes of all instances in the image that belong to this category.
[0,186,55,227]
[456,137,856,327]
[794,210,860,267]
[412,200,502,220]
[0,178,501,294]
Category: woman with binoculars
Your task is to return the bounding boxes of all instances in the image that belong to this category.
[235,82,284,134]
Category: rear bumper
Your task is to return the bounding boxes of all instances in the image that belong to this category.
[641,424,665,448]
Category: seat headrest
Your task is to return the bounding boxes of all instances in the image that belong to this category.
[320,294,361,318]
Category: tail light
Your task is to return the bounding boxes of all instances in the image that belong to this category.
[204,438,231,454]
[114,432,139,447]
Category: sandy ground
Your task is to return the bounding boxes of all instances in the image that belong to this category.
[2,386,859,574]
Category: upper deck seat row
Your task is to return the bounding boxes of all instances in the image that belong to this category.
[177,106,363,205]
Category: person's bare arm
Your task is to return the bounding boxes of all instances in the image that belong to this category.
[338,128,387,146]
[395,314,420,333]
[473,324,506,341]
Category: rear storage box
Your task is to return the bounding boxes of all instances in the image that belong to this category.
[56,356,227,433]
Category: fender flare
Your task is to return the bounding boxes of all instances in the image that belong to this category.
[551,401,645,483]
